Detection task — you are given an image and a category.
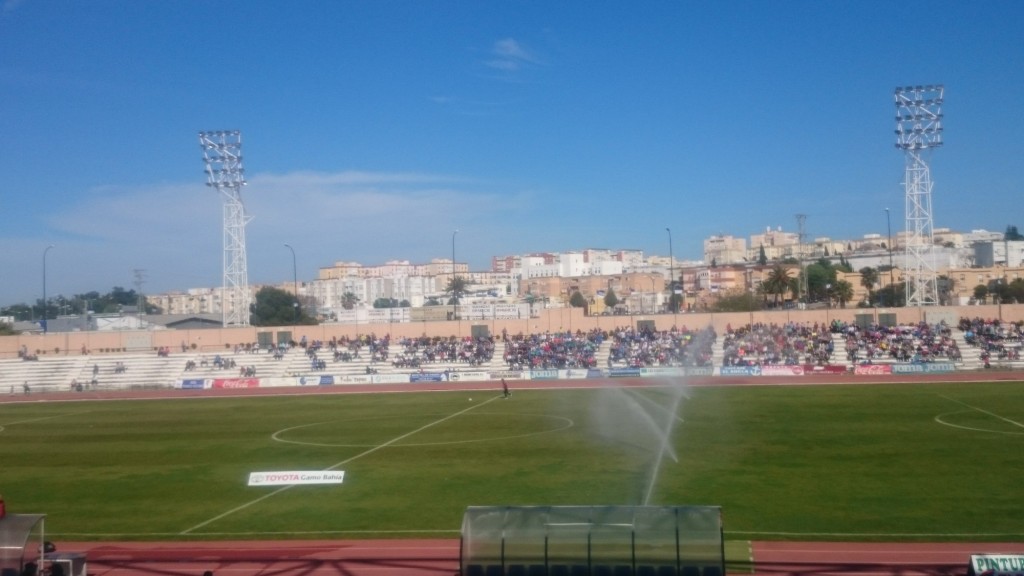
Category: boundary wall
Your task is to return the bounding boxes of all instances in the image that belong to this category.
[3,304,1022,360]
[172,363,959,390]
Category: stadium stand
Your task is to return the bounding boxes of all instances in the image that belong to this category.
[720,322,833,366]
[606,326,716,368]
[830,320,963,368]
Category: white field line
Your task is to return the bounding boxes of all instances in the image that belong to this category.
[939,394,1024,428]
[729,529,1024,538]
[180,394,502,535]
[0,411,90,432]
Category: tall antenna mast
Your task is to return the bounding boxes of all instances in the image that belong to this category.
[199,130,253,326]
[894,85,943,306]
[133,268,146,315]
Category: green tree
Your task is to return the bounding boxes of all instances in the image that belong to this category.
[373,298,399,308]
[603,287,619,308]
[874,283,906,307]
[830,280,855,308]
[446,276,469,305]
[712,290,761,312]
[859,267,879,303]
[973,284,989,304]
[762,264,792,308]
[250,286,316,326]
[1007,279,1024,303]
[0,321,18,336]
[758,244,768,266]
[0,303,33,322]
[1004,225,1023,241]
[340,292,359,310]
[936,275,955,306]
[803,259,838,303]
[569,291,587,308]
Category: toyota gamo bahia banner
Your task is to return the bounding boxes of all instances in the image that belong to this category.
[248,471,345,486]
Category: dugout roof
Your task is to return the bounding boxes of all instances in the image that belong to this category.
[0,514,45,575]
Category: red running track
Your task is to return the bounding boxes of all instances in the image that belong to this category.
[48,539,1024,576]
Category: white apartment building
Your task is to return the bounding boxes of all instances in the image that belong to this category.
[704,235,747,265]
[975,240,1024,268]
[518,252,624,280]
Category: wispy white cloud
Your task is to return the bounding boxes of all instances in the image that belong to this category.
[1,170,537,304]
[486,38,541,72]
[2,0,27,13]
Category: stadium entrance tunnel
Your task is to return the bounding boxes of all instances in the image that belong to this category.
[460,505,724,576]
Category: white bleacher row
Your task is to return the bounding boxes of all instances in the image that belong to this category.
[828,329,1024,371]
[2,330,1021,395]
[0,340,510,394]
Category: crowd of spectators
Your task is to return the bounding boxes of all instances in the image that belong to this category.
[607,326,716,368]
[392,335,496,368]
[959,317,1023,365]
[504,330,603,370]
[832,320,961,364]
[721,322,833,366]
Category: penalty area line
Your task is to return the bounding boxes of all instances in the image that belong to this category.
[939,394,1024,429]
[180,395,501,535]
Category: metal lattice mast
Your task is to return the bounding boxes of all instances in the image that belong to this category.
[198,130,253,326]
[894,85,943,306]
[796,214,808,303]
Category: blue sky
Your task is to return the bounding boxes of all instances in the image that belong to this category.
[2,1,1023,306]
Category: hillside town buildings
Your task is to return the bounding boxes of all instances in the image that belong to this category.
[130,228,1024,326]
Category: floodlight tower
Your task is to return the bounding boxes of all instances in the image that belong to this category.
[894,85,943,306]
[199,130,253,326]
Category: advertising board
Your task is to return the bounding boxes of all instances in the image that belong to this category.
[761,365,804,376]
[853,364,892,376]
[410,372,446,382]
[530,369,559,380]
[448,371,490,382]
[720,366,762,376]
[336,374,373,384]
[298,375,334,386]
[372,374,411,384]
[179,379,205,390]
[640,367,685,378]
[968,554,1024,576]
[211,378,260,389]
[559,369,589,379]
[801,364,847,375]
[891,362,956,374]
[489,370,524,380]
[608,368,642,377]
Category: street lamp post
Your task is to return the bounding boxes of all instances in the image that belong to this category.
[885,208,895,305]
[284,243,299,323]
[452,229,459,327]
[42,245,54,333]
[650,276,656,314]
[665,227,675,314]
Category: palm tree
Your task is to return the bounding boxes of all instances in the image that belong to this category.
[446,276,469,305]
[340,292,359,310]
[859,267,879,304]
[762,264,792,308]
[831,280,855,308]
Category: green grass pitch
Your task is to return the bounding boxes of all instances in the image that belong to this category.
[1,380,1022,542]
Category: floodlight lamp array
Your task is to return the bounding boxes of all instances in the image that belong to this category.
[198,131,247,189]
[894,85,944,150]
